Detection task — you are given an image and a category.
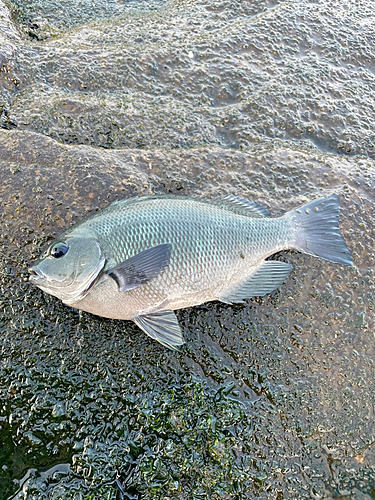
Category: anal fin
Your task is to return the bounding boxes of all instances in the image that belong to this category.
[219,260,292,304]
[133,310,184,350]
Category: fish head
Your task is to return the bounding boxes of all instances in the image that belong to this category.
[28,234,105,305]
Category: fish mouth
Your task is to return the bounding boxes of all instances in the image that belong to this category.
[27,249,105,304]
[27,265,75,288]
[27,248,79,289]
[28,266,45,281]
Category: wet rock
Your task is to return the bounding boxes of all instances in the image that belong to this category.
[0,0,375,498]
[0,1,21,124]
[0,127,375,499]
[3,0,375,155]
[0,1,20,43]
[8,0,163,39]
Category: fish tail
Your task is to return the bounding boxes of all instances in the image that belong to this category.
[285,194,353,265]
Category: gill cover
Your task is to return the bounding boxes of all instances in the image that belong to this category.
[29,236,105,305]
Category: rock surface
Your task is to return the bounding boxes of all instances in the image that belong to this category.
[0,0,374,499]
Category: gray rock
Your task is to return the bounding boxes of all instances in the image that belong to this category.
[0,0,375,499]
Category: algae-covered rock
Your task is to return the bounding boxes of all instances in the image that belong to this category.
[0,0,375,498]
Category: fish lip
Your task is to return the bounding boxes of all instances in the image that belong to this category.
[28,266,45,280]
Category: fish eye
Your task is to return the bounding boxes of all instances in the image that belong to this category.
[50,242,69,259]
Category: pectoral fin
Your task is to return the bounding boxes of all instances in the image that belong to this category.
[107,243,171,292]
[219,260,292,304]
[133,310,184,350]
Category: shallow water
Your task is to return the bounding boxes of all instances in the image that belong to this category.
[0,0,375,498]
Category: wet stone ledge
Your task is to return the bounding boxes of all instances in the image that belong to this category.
[0,128,374,499]
[0,0,375,498]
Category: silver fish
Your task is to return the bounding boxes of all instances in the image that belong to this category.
[28,194,352,349]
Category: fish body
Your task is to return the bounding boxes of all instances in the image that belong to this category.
[29,194,352,348]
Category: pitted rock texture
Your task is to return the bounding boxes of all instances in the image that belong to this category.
[0,0,375,499]
[1,0,375,155]
[0,0,20,122]
[0,129,374,499]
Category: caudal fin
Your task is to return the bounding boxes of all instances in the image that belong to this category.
[286,194,353,266]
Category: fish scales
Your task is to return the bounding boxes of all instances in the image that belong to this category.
[87,198,289,296]
[28,194,352,349]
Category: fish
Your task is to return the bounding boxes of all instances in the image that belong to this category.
[28,194,352,349]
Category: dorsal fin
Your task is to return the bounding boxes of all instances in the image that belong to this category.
[85,195,270,221]
[108,195,271,217]
[208,195,270,218]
